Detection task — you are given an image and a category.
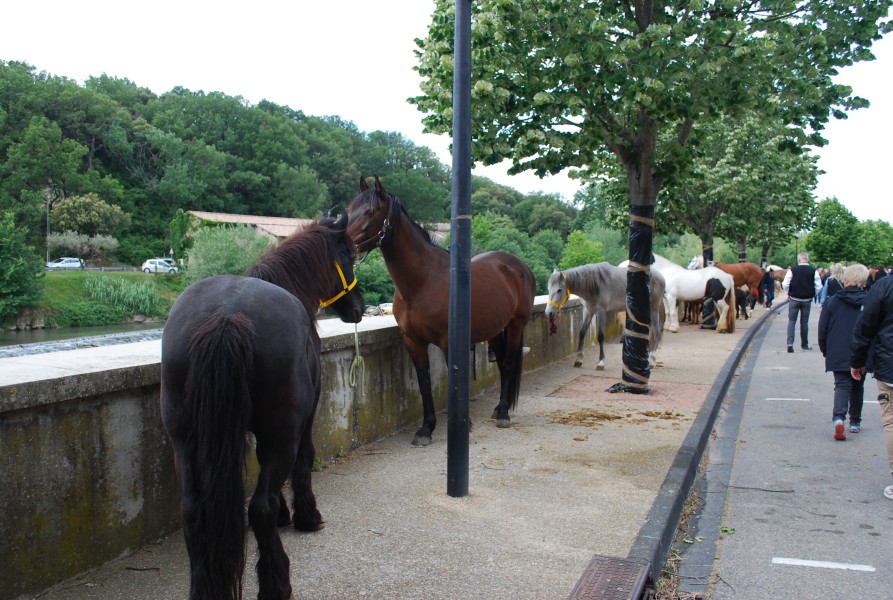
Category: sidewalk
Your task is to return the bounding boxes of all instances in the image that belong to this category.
[679,302,893,598]
[31,308,763,600]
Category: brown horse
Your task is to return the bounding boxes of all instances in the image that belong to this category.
[346,176,536,446]
[716,262,762,308]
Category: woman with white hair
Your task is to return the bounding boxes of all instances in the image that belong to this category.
[818,263,870,440]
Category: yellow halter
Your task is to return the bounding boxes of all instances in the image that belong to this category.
[547,287,570,311]
[319,261,358,308]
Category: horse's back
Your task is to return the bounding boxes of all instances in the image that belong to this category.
[468,251,536,341]
[162,275,320,404]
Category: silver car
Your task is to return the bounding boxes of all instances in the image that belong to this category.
[141,258,179,274]
[46,257,83,270]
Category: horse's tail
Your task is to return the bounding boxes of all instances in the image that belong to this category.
[184,311,255,600]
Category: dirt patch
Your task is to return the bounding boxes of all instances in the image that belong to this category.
[547,407,689,429]
[547,374,709,409]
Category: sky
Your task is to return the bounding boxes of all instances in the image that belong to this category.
[1,1,890,224]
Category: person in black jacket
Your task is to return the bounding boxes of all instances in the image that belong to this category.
[782,252,822,352]
[819,264,869,441]
[851,271,893,501]
[761,268,776,308]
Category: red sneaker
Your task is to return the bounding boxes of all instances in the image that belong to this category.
[834,420,846,441]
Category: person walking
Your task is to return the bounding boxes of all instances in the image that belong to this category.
[782,252,822,352]
[818,264,869,440]
[819,262,844,305]
[761,267,777,308]
[851,272,893,500]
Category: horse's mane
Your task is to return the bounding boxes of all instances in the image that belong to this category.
[559,263,618,294]
[246,217,346,323]
[349,188,441,249]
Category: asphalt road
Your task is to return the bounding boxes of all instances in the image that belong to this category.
[679,303,893,599]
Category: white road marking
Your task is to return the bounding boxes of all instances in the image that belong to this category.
[772,557,875,572]
[765,397,811,402]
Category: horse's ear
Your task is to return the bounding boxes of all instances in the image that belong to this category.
[360,176,369,192]
[373,175,386,196]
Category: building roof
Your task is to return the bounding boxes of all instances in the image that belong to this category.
[189,211,313,240]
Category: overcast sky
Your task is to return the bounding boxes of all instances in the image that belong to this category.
[1,1,890,225]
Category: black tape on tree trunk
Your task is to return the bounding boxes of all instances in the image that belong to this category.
[608,204,654,395]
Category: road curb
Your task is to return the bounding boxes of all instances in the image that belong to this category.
[625,301,783,588]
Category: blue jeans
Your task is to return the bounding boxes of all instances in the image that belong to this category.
[832,370,863,424]
[786,298,811,347]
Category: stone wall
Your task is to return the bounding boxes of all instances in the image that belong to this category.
[0,296,615,599]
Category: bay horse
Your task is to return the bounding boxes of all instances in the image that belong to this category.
[347,175,536,446]
[648,254,736,334]
[160,214,364,600]
[716,262,762,309]
[544,263,666,370]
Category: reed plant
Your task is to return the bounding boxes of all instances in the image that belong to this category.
[84,274,162,317]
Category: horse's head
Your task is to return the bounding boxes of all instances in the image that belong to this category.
[347,175,396,254]
[318,212,365,323]
[545,269,570,318]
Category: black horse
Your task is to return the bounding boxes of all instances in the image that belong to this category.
[160,214,364,600]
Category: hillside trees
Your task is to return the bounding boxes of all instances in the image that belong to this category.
[0,60,459,265]
[412,0,892,392]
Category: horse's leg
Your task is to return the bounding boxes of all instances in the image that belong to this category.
[489,331,509,423]
[249,437,296,600]
[575,309,594,368]
[665,294,680,332]
[291,406,324,532]
[650,305,663,368]
[715,299,730,333]
[593,309,606,370]
[492,322,525,428]
[405,336,437,446]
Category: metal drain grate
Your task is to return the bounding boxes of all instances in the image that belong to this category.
[567,555,652,600]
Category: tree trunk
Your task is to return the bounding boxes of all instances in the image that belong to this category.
[736,235,747,262]
[701,226,715,266]
[611,111,661,394]
[760,243,770,269]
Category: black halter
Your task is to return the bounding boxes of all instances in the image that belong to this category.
[354,192,400,255]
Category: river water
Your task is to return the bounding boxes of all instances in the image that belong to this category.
[0,323,164,358]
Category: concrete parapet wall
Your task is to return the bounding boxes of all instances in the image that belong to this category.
[0,295,613,599]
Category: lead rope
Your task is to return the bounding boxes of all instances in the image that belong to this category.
[349,323,366,397]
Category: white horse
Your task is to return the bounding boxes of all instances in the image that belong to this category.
[650,254,735,333]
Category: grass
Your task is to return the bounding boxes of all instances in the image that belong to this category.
[31,270,187,327]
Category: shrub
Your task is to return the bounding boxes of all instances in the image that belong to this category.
[186,225,275,283]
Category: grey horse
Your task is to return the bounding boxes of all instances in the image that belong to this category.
[545,262,666,369]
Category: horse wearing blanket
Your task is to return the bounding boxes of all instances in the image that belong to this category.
[649,254,736,333]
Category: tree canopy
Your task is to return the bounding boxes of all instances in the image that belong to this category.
[412,0,891,391]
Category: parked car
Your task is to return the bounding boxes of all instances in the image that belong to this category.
[46,257,83,270]
[141,258,179,274]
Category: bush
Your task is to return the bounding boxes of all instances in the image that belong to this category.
[57,300,130,327]
[0,212,45,324]
[355,252,394,306]
[186,225,275,283]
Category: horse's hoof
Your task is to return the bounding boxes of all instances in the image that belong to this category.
[496,419,512,429]
[595,363,605,371]
[573,360,583,368]
[411,435,431,447]
[294,520,325,532]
